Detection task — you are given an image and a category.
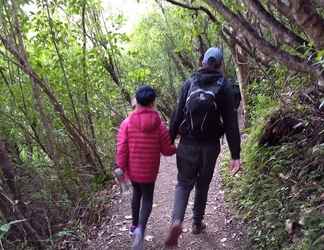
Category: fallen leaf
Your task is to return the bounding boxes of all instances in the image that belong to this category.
[285,219,294,235]
[292,122,303,130]
[220,238,227,243]
[124,215,132,220]
[225,218,233,225]
[299,216,305,226]
[320,193,324,201]
[145,235,154,242]
[119,226,128,232]
[279,173,289,180]
[319,100,324,110]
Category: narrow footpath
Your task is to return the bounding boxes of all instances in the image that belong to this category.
[88,146,248,250]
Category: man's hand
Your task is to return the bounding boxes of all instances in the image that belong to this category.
[229,159,241,176]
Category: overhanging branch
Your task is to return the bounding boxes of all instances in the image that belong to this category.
[204,0,323,79]
[270,0,324,49]
[242,0,306,49]
[164,0,220,24]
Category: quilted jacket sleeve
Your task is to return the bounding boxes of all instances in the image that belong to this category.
[116,118,129,173]
[160,122,176,156]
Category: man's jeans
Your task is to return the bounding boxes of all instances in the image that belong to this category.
[172,141,220,224]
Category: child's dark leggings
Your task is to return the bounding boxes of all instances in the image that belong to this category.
[131,181,155,233]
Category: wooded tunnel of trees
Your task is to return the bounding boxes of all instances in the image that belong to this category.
[0,0,323,249]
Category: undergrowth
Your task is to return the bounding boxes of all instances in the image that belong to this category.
[221,92,324,250]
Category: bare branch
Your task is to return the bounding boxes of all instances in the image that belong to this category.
[164,0,220,24]
[222,27,270,66]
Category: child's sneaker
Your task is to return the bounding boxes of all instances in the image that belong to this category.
[129,225,136,236]
[131,227,144,250]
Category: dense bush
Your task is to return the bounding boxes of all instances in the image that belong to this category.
[221,87,324,249]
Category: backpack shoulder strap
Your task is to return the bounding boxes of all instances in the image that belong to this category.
[211,75,226,96]
[185,75,200,102]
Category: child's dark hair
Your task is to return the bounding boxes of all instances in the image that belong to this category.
[135,85,156,106]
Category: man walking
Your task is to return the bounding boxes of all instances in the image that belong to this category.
[165,47,241,247]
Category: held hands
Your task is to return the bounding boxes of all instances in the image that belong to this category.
[229,159,241,176]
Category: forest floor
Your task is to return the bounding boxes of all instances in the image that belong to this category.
[87,145,248,250]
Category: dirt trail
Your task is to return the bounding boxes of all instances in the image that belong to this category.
[87,147,247,250]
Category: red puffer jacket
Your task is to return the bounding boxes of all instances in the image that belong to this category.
[116,107,176,183]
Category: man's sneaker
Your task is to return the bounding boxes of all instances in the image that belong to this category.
[165,221,182,248]
[131,227,144,250]
[129,225,136,236]
[192,222,207,235]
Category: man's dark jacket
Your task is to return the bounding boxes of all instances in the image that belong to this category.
[169,67,241,159]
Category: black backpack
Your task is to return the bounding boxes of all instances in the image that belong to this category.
[180,75,225,137]
[228,78,241,110]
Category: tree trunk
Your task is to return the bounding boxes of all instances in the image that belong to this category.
[32,82,56,159]
[225,31,250,127]
[0,141,46,249]
[169,52,187,81]
[31,82,78,202]
[102,55,132,104]
[235,44,250,128]
[81,1,97,145]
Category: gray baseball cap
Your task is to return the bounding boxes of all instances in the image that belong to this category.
[202,47,223,65]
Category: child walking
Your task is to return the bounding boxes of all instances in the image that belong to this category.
[115,85,176,250]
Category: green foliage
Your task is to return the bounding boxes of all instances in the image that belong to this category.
[91,173,112,192]
[1,0,322,249]
[0,1,230,247]
[124,5,234,117]
[221,98,324,249]
[315,49,324,68]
